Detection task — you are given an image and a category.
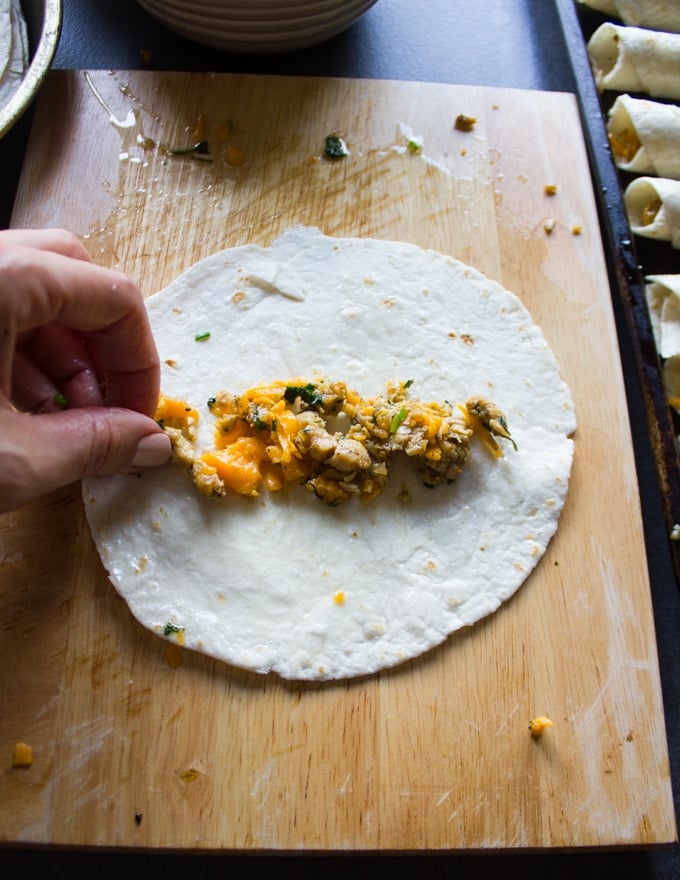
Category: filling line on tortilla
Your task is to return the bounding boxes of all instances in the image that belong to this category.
[154,378,517,506]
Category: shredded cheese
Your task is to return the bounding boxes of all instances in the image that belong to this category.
[529,716,554,737]
[13,742,33,767]
[155,380,516,505]
[608,127,641,164]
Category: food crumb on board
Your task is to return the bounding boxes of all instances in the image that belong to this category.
[166,643,183,668]
[544,218,556,235]
[134,812,143,825]
[571,224,583,236]
[529,716,554,737]
[454,114,477,132]
[13,742,33,767]
[324,134,349,159]
[544,184,558,196]
[223,145,245,167]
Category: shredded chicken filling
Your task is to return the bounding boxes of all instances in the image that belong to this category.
[155,379,516,505]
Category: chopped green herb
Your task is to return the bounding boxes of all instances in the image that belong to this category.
[284,383,323,407]
[390,406,407,433]
[163,622,184,636]
[498,417,518,451]
[167,144,198,156]
[167,139,213,161]
[404,378,414,388]
[207,397,216,408]
[407,138,422,154]
[324,134,349,160]
[252,406,269,430]
[194,331,211,342]
[53,392,68,409]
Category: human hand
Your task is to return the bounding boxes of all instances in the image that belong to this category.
[0,228,170,512]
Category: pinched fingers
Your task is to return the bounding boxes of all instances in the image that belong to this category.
[0,230,160,417]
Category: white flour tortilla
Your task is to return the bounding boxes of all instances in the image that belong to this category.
[624,176,680,246]
[578,0,680,32]
[83,228,576,681]
[646,274,680,358]
[587,23,680,99]
[645,274,680,409]
[608,94,680,178]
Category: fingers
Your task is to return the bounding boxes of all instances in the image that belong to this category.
[9,348,64,413]
[0,407,171,513]
[0,228,93,262]
[13,324,104,411]
[0,230,160,416]
[0,228,169,512]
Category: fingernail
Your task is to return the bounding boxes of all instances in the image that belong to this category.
[131,433,171,469]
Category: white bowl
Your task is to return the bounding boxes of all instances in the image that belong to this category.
[0,0,62,138]
[137,0,378,53]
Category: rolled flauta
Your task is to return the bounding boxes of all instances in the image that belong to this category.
[624,176,680,246]
[645,274,680,409]
[587,23,680,99]
[646,274,680,358]
[577,0,680,32]
[607,94,680,178]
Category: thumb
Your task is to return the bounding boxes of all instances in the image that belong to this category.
[1,407,171,512]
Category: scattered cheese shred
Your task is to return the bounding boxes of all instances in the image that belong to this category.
[529,716,554,737]
[13,742,33,767]
[223,146,245,167]
[166,643,183,668]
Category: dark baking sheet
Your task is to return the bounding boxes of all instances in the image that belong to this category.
[555,0,680,589]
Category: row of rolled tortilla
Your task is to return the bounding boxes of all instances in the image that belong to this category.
[580,3,680,409]
[608,94,680,247]
[606,89,680,248]
[581,4,680,248]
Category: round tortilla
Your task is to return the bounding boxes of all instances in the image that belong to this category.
[83,228,576,681]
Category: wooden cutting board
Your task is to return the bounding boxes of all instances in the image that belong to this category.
[1,70,676,851]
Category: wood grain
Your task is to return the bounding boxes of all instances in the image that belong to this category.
[0,70,675,851]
